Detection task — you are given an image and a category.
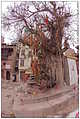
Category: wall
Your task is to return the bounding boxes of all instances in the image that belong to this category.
[19,44,31,70]
[64,57,70,85]
[1,45,17,80]
[18,44,32,81]
[67,58,78,85]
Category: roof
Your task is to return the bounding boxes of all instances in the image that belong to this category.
[64,48,77,60]
[1,43,16,48]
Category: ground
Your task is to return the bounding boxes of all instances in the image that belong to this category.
[1,79,79,118]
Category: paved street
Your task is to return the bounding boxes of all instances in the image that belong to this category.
[1,80,79,118]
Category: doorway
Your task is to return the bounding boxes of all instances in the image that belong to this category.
[6,71,10,80]
[1,69,4,79]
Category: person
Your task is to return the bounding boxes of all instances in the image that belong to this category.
[13,73,16,82]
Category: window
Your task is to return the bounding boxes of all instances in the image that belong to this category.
[20,59,24,66]
[8,48,13,56]
[1,48,8,60]
[16,53,19,58]
[21,49,25,56]
[1,48,13,60]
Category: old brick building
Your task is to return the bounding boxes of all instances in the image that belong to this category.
[1,43,17,80]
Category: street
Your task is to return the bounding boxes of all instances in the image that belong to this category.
[1,79,79,118]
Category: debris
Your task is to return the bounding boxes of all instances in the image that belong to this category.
[20,98,25,105]
[20,98,24,102]
[32,91,37,96]
[12,98,14,105]
[8,87,13,90]
[15,85,25,93]
[24,92,28,95]
[27,90,32,94]
[6,94,11,98]
[1,112,5,117]
[16,94,18,96]
[28,80,38,86]
[1,112,13,118]
[10,112,16,118]
[55,84,59,90]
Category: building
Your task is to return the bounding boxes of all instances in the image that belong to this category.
[1,43,17,80]
[75,45,79,76]
[18,42,32,81]
[1,36,4,44]
[18,31,39,81]
[64,48,78,86]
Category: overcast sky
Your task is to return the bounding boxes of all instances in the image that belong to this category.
[1,1,78,52]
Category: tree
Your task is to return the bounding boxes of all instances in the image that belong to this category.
[2,1,75,87]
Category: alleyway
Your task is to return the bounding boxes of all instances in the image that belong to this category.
[1,80,78,118]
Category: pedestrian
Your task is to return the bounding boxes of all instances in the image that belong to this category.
[13,73,16,82]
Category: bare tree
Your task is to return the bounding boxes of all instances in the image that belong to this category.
[2,1,77,87]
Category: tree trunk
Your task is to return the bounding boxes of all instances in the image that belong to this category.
[55,55,64,87]
[46,55,64,88]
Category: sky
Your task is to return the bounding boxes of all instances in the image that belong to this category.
[1,1,79,52]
